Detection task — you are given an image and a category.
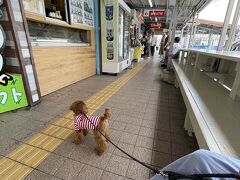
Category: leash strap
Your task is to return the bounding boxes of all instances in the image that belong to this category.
[84,115,160,174]
[83,115,240,179]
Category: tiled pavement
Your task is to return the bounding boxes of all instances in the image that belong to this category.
[0,57,199,179]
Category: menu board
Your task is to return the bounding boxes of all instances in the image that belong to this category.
[69,0,94,27]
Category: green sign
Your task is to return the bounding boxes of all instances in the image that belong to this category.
[0,74,28,113]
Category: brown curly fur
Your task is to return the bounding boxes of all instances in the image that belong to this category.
[69,100,111,156]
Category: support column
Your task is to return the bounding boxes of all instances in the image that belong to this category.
[225,0,240,50]
[169,1,178,53]
[184,112,193,136]
[230,62,240,100]
[218,0,236,51]
[207,28,213,47]
[94,0,101,75]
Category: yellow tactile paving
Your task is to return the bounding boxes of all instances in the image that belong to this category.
[0,158,33,180]
[64,112,74,119]
[0,60,149,179]
[26,134,63,152]
[42,125,72,139]
[54,117,72,126]
[6,144,49,168]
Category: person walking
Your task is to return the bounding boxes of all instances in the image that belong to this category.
[159,34,166,60]
[150,33,157,56]
[146,32,152,57]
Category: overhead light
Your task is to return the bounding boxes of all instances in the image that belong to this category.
[148,0,153,7]
[155,17,157,22]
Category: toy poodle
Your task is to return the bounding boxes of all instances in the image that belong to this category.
[69,100,111,156]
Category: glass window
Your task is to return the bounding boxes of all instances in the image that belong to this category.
[124,14,130,60]
[44,0,68,22]
[118,7,124,61]
[28,21,90,46]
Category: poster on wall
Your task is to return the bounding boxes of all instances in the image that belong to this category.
[105,0,113,20]
[69,0,94,27]
[107,42,114,60]
[83,0,94,26]
[105,0,114,60]
[70,0,84,24]
[22,0,45,15]
[106,22,114,41]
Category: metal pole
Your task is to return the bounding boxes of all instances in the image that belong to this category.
[225,0,240,50]
[188,9,196,48]
[169,1,178,53]
[191,13,199,47]
[207,28,213,48]
[218,0,236,51]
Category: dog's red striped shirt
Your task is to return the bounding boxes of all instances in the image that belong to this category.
[74,114,100,130]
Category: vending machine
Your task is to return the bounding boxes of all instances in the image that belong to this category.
[101,0,131,74]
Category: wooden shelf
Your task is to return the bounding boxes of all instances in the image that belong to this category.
[25,11,94,31]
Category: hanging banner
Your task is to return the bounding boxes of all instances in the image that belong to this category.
[143,9,165,17]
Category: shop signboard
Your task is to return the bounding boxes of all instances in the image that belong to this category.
[146,22,164,28]
[0,3,28,113]
[143,9,165,17]
[0,74,28,113]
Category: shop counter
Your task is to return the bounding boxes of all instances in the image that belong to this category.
[23,0,96,95]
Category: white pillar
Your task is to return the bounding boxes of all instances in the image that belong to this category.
[218,0,236,50]
[207,29,213,47]
[188,11,196,48]
[225,0,240,50]
[169,1,178,53]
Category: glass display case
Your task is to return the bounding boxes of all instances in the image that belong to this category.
[124,14,130,60]
[28,21,90,46]
[118,7,124,61]
[23,0,45,15]
[118,7,130,62]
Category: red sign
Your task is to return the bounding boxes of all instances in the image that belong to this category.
[149,11,165,17]
[147,22,164,28]
[143,9,166,17]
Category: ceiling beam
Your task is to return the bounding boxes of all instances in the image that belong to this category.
[139,0,145,7]
[183,0,212,25]
[132,5,170,9]
[128,0,135,7]
[153,0,159,7]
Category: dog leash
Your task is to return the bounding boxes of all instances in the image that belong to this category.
[84,115,240,179]
[83,114,160,174]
